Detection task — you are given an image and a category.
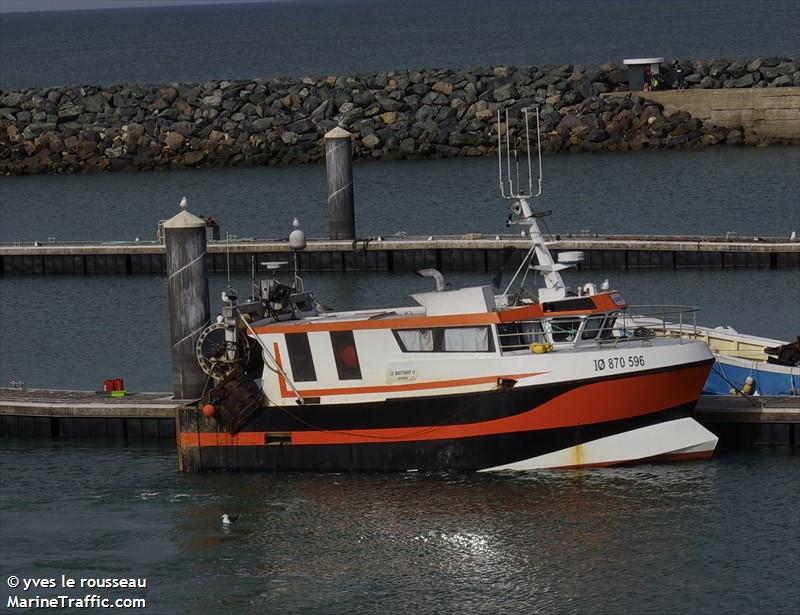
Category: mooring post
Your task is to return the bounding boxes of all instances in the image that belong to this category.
[164,197,210,400]
[324,126,355,239]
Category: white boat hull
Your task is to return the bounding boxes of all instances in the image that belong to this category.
[480,417,718,471]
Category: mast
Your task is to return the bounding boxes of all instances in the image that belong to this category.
[497,107,577,303]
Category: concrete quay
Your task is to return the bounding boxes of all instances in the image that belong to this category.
[1,233,798,275]
[0,388,184,438]
[1,388,797,446]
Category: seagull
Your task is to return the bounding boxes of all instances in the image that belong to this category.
[791,231,797,241]
[520,229,527,237]
[315,302,335,313]
[179,196,188,210]
[427,235,433,241]
[600,279,610,291]
[495,234,500,240]
[293,217,300,229]
[221,513,239,526]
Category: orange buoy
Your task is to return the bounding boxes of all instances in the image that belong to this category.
[202,403,216,418]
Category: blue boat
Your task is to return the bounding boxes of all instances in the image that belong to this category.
[693,328,800,396]
[617,313,799,396]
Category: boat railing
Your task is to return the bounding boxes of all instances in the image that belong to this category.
[497,315,619,351]
[616,305,699,344]
[496,305,700,351]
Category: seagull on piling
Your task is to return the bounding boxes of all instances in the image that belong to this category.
[221,513,239,526]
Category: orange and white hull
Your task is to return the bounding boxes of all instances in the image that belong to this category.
[179,355,716,472]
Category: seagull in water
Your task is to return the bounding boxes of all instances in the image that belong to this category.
[221,513,240,526]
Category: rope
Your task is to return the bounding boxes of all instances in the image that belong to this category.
[710,365,760,407]
[167,251,205,281]
[238,314,305,404]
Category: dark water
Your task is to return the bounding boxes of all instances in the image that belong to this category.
[1,0,799,89]
[2,147,799,243]
[1,440,798,614]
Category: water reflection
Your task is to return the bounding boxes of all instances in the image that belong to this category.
[1,440,797,614]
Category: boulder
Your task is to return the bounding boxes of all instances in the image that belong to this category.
[375,94,404,112]
[732,73,756,88]
[0,92,25,107]
[399,137,416,153]
[699,76,719,89]
[280,130,299,145]
[726,129,742,145]
[585,128,608,142]
[164,131,185,149]
[769,75,792,87]
[432,81,454,95]
[352,91,374,106]
[83,93,108,113]
[362,133,380,149]
[57,103,83,122]
[252,117,273,131]
[183,150,206,165]
[448,132,478,147]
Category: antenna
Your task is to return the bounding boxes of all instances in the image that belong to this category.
[495,105,571,306]
[225,232,237,285]
[497,107,542,201]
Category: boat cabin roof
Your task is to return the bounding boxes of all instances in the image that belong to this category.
[250,288,627,335]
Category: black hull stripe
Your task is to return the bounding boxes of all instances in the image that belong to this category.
[183,406,696,472]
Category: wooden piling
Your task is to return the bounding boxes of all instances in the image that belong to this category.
[164,199,210,400]
[325,127,355,240]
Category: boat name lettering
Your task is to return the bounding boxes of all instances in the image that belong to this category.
[387,368,419,382]
[593,355,645,371]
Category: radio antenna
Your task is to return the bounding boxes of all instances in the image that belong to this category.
[497,107,542,200]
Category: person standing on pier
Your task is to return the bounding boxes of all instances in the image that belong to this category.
[674,62,685,90]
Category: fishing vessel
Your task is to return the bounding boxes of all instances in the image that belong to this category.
[181,109,718,472]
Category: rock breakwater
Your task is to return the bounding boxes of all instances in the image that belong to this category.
[1,58,797,175]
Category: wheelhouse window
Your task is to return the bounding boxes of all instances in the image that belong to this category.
[393,326,495,352]
[600,314,618,339]
[498,321,546,351]
[285,333,317,381]
[330,330,362,380]
[581,315,606,340]
[549,318,582,343]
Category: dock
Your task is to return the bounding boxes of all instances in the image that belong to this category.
[1,233,798,276]
[1,387,797,445]
[694,395,800,445]
[0,388,183,438]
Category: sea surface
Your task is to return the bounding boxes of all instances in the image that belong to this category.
[1,2,799,614]
[1,441,798,614]
[1,0,799,89]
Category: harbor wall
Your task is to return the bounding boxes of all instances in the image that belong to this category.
[0,57,798,175]
[635,88,800,140]
[2,235,798,276]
